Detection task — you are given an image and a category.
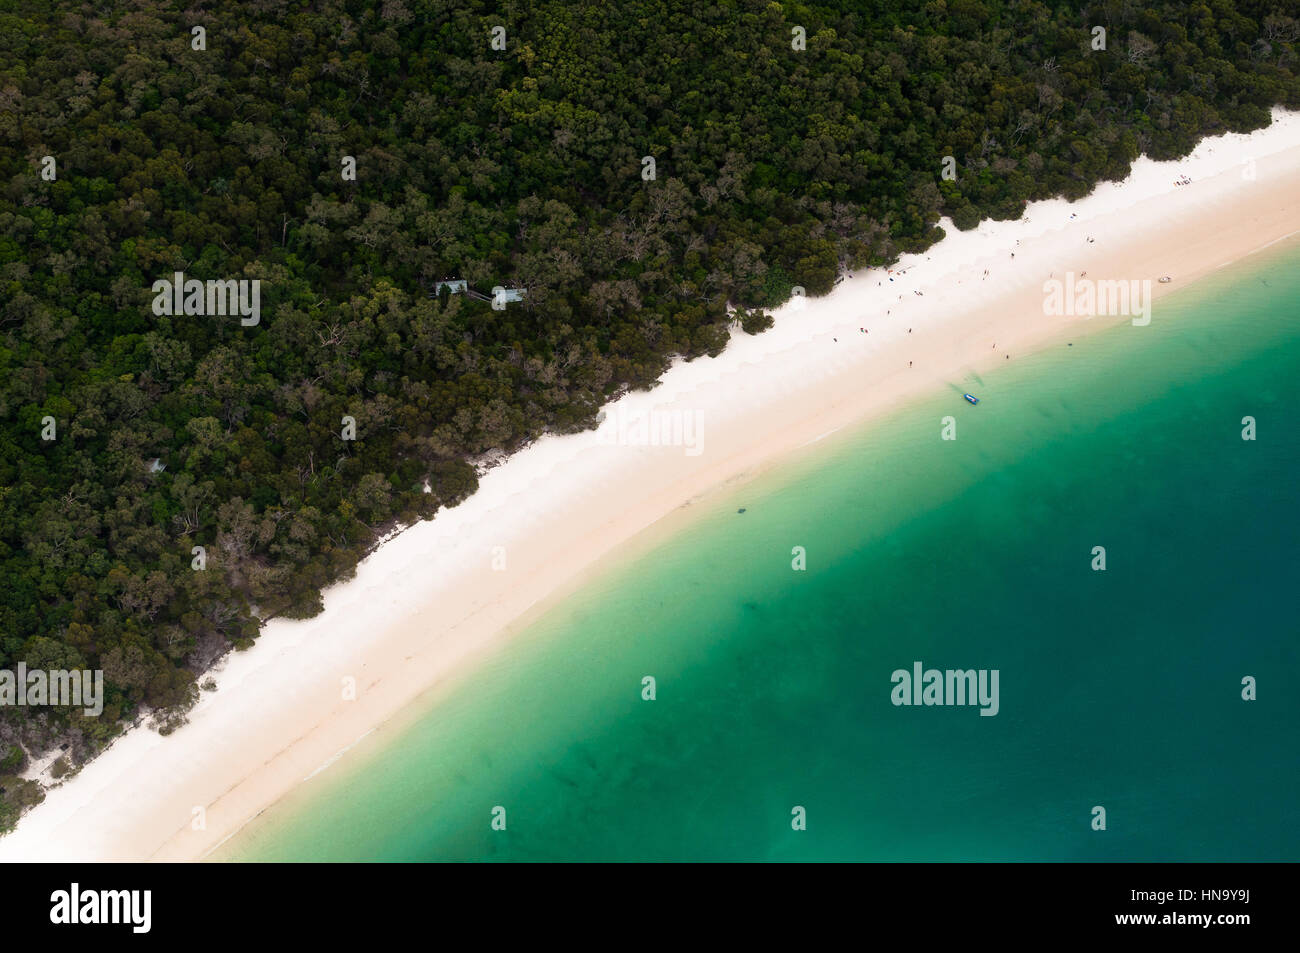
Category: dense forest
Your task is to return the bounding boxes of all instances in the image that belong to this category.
[1,0,1298,830]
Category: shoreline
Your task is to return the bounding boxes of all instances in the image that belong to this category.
[5,110,1300,862]
[216,224,1300,860]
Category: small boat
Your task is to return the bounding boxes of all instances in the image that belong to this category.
[963,394,979,405]
[1158,275,1172,283]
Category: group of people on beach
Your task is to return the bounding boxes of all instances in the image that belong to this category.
[1174,174,1193,186]
[847,257,1025,370]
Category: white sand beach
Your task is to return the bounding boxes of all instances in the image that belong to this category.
[4,110,1300,862]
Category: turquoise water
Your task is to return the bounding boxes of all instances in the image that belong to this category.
[223,242,1300,861]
